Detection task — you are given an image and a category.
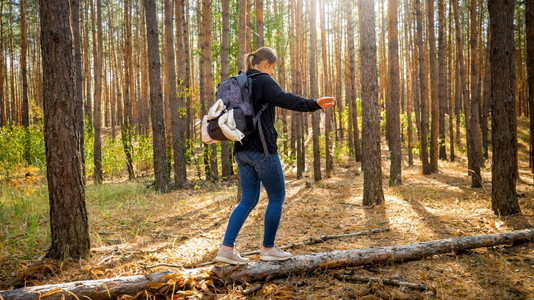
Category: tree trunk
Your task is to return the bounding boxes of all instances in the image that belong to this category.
[452,0,470,176]
[178,0,192,156]
[71,0,85,181]
[40,0,90,260]
[516,10,525,117]
[358,0,384,206]
[220,0,232,182]
[387,0,402,186]
[469,0,483,188]
[238,0,246,70]
[289,0,297,158]
[310,0,321,182]
[93,0,104,184]
[107,0,117,140]
[346,0,361,162]
[482,29,491,161]
[246,0,252,53]
[437,0,447,161]
[335,11,344,144]
[427,0,439,173]
[255,0,264,48]
[489,0,520,217]
[527,0,534,175]
[198,0,218,181]
[122,0,135,180]
[3,229,533,300]
[0,0,4,127]
[321,0,333,176]
[295,0,305,179]
[20,0,30,163]
[403,0,414,166]
[83,0,92,130]
[145,0,169,193]
[416,0,430,174]
[448,0,455,162]
[140,5,149,136]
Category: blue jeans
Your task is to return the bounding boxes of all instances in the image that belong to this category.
[222,151,286,248]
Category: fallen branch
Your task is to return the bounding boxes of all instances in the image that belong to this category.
[333,273,429,291]
[0,229,532,300]
[242,283,263,295]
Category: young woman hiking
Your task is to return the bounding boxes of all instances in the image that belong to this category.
[215,47,335,265]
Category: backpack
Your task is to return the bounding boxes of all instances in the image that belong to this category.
[201,71,270,157]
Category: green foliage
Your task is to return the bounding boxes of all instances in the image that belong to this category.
[84,126,154,179]
[0,126,46,182]
[132,134,154,173]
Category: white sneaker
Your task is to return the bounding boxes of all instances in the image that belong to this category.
[215,247,249,265]
[259,245,291,261]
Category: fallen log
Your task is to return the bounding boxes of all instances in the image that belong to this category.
[0,229,532,300]
[212,228,534,282]
[193,227,390,267]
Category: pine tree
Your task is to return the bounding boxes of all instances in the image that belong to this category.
[489,0,521,216]
[40,0,90,259]
[359,0,384,206]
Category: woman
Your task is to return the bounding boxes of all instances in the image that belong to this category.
[215,47,335,265]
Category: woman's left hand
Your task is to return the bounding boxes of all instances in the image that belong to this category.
[316,97,336,108]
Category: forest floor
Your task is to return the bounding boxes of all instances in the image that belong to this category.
[1,122,534,299]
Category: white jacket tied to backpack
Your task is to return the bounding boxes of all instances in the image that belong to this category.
[202,99,245,144]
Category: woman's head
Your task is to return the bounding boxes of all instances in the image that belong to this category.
[245,47,277,75]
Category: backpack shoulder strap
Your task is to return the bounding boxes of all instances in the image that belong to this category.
[240,71,270,157]
[253,103,270,157]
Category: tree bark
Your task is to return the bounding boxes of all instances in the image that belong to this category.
[427,0,439,173]
[145,0,170,193]
[0,0,4,127]
[40,0,90,260]
[387,0,402,186]
[164,0,186,188]
[310,0,321,182]
[403,0,414,166]
[83,0,92,130]
[346,0,361,162]
[93,0,104,184]
[255,0,264,48]
[452,0,471,178]
[489,0,520,216]
[122,0,135,180]
[199,0,218,181]
[358,0,384,206]
[437,0,447,161]
[321,0,333,176]
[3,229,533,299]
[238,0,247,70]
[20,0,30,163]
[177,0,192,157]
[448,0,455,162]
[71,0,85,180]
[220,0,232,182]
[469,0,483,187]
[527,0,534,175]
[416,0,430,174]
[482,29,491,161]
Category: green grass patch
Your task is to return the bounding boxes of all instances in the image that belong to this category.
[0,181,155,260]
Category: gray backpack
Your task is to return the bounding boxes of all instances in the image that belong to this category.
[206,71,270,156]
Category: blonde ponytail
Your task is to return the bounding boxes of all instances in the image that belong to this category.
[243,47,277,72]
[245,53,255,72]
